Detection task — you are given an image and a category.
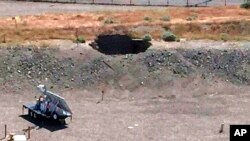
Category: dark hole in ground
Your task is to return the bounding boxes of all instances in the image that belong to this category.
[90,34,151,55]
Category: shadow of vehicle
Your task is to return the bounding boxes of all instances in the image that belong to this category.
[19,115,68,132]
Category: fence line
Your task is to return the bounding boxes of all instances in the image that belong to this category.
[17,0,245,7]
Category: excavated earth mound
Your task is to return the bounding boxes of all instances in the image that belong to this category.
[0,41,250,93]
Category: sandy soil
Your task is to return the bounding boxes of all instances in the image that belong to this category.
[1,77,250,141]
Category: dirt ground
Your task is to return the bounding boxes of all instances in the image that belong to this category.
[1,78,250,141]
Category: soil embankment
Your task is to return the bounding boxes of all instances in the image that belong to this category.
[0,40,250,93]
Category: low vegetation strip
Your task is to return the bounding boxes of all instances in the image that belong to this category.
[0,6,249,43]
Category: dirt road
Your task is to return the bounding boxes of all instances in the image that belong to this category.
[0,0,246,17]
[0,1,161,17]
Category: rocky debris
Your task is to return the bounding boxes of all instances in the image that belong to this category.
[143,48,250,85]
[1,44,250,92]
[144,50,193,76]
[181,49,250,84]
[0,47,112,91]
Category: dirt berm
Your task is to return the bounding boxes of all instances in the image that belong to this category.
[0,40,250,93]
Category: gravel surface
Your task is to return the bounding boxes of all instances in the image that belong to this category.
[0,40,250,91]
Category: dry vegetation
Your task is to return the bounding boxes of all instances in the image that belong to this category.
[0,6,250,43]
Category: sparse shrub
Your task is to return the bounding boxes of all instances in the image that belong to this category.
[128,32,140,39]
[15,30,21,35]
[160,16,171,22]
[142,34,152,41]
[173,24,188,35]
[104,17,115,24]
[186,17,192,21]
[162,25,170,31]
[144,16,152,22]
[97,16,105,21]
[162,31,177,41]
[220,33,229,41]
[241,2,250,9]
[22,21,28,26]
[186,13,198,21]
[76,35,86,43]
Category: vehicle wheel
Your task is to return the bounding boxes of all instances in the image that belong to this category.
[52,113,58,120]
[59,119,66,125]
[33,113,37,119]
[29,110,33,117]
